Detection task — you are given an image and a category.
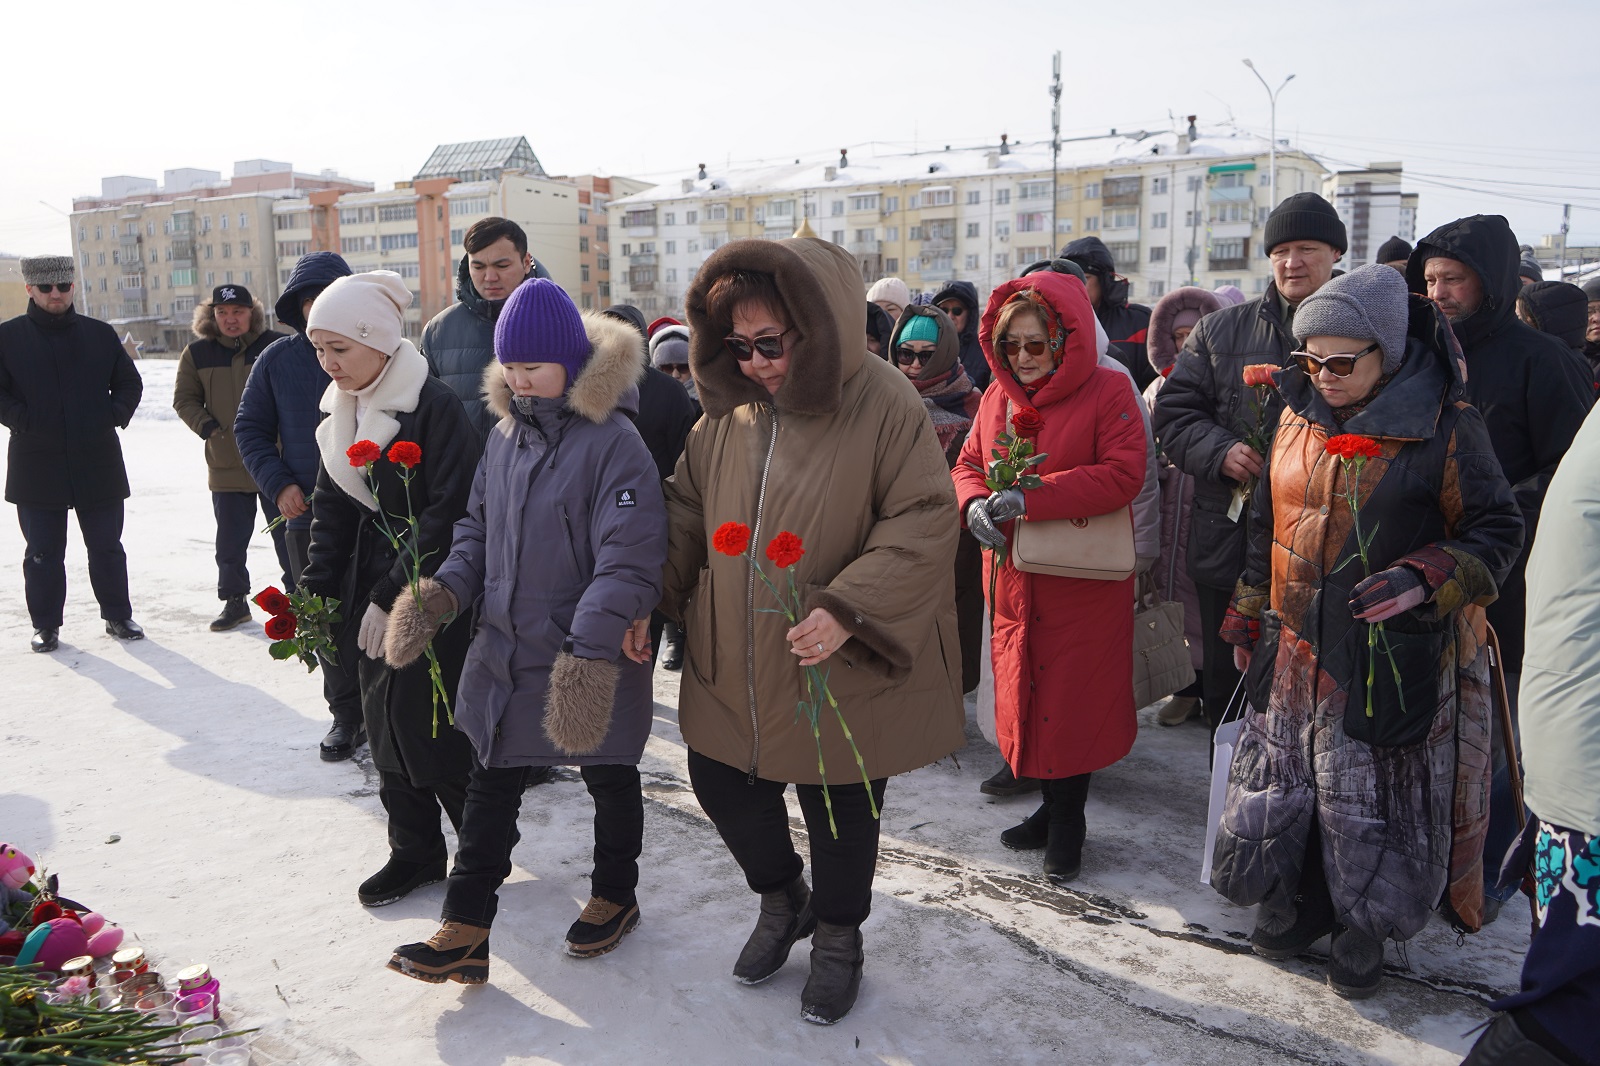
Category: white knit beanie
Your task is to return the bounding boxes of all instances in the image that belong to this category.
[866,277,911,310]
[305,271,411,356]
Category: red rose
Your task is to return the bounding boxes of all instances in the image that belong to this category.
[264,613,297,641]
[765,531,805,570]
[346,440,381,467]
[712,521,751,557]
[1242,363,1277,388]
[387,441,422,469]
[29,900,63,925]
[1326,434,1381,461]
[1010,406,1044,439]
[252,586,291,617]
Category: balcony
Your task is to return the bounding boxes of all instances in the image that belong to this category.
[625,225,656,238]
[919,236,955,255]
[848,240,880,256]
[1208,257,1248,272]
[121,256,145,273]
[1209,185,1254,204]
[171,238,195,260]
[628,253,658,266]
[1102,189,1142,207]
[626,280,656,293]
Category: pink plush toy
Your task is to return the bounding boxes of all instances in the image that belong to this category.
[0,843,33,891]
[17,916,90,970]
[1,843,123,963]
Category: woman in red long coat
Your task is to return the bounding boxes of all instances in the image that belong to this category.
[953,270,1147,882]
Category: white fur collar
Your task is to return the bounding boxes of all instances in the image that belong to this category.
[315,340,429,510]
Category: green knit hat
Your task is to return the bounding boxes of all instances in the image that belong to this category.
[898,314,940,344]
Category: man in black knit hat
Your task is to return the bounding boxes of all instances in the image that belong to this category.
[1152,193,1345,735]
[1375,235,1412,274]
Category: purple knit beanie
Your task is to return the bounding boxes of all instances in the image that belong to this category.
[493,278,591,382]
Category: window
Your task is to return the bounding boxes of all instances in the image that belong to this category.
[240,241,249,256]
[908,226,924,241]
[275,212,307,231]
[768,200,794,219]
[596,226,607,242]
[1109,210,1138,229]
[831,201,844,216]
[173,295,195,313]
[1056,218,1073,234]
[994,221,1010,238]
[967,190,981,205]
[221,243,231,258]
[709,203,728,221]
[1254,276,1270,292]
[995,188,1011,206]
[578,207,590,224]
[663,212,676,225]
[1083,216,1099,231]
[1019,180,1051,201]
[96,252,105,266]
[1186,176,1202,192]
[1259,172,1271,186]
[620,243,632,257]
[666,268,678,283]
[450,198,489,215]
[830,230,844,244]
[220,214,228,230]
[153,303,162,315]
[205,272,215,287]
[687,240,699,253]
[340,235,377,254]
[628,266,655,287]
[994,252,1009,269]
[964,254,980,270]
[338,206,376,225]
[640,242,655,254]
[204,245,213,259]
[224,271,233,284]
[733,207,746,222]
[1184,210,1196,228]
[243,271,252,284]
[380,233,418,251]
[79,226,86,242]
[923,253,954,273]
[885,258,898,273]
[597,254,609,271]
[1217,172,1245,188]
[1212,203,1249,223]
[1107,241,1140,265]
[1257,207,1270,225]
[579,236,590,253]
[1212,238,1245,259]
[1083,182,1100,199]
[1149,280,1165,298]
[1016,213,1045,233]
[966,222,980,238]
[1149,246,1167,263]
[884,196,899,212]
[581,265,591,283]
[1057,185,1073,201]
[1152,177,1169,195]
[378,204,416,222]
[95,226,102,240]
[854,228,875,242]
[884,226,899,241]
[686,210,698,224]
[112,249,120,265]
[393,262,420,278]
[239,213,248,229]
[850,194,879,212]
[1151,212,1168,229]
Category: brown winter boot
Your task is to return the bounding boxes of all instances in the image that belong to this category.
[387,921,491,984]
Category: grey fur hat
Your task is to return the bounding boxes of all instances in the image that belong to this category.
[1293,263,1410,373]
[21,255,74,286]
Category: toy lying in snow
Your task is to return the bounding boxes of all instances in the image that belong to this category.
[0,842,124,969]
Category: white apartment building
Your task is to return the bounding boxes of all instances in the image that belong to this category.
[1324,163,1419,270]
[607,125,1336,319]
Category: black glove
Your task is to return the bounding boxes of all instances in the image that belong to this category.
[966,499,1006,550]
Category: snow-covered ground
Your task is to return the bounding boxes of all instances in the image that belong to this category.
[1,361,1525,1065]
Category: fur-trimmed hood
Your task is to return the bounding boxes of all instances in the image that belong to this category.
[685,238,866,419]
[481,309,644,424]
[1147,287,1225,375]
[192,298,266,343]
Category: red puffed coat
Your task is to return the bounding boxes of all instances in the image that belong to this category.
[953,271,1148,780]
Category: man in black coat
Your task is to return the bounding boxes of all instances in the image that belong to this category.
[1584,277,1600,383]
[1153,193,1347,732]
[1409,216,1595,901]
[0,256,144,652]
[930,280,991,392]
[1062,236,1156,391]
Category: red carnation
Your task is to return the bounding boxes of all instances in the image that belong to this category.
[1010,406,1044,439]
[1242,363,1277,388]
[387,441,422,469]
[252,586,291,617]
[765,531,805,570]
[264,613,297,641]
[713,521,751,557]
[1326,434,1381,461]
[347,440,381,467]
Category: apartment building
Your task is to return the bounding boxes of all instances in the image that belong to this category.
[558,175,653,309]
[0,254,27,321]
[1324,163,1419,270]
[69,162,371,351]
[607,125,1336,319]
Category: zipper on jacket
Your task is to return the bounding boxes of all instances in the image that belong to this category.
[746,404,780,782]
[559,506,580,576]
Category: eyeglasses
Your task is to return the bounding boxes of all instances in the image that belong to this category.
[936,303,967,317]
[895,347,934,366]
[660,364,689,375]
[723,328,792,362]
[995,337,1054,358]
[34,283,73,293]
[1291,342,1381,378]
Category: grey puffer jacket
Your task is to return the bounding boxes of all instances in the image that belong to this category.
[1151,283,1296,589]
[420,252,551,453]
[433,312,666,768]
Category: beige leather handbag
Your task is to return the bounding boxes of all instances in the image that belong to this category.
[1011,508,1136,580]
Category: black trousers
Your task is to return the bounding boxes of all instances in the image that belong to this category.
[380,767,467,867]
[1196,582,1242,733]
[954,529,985,695]
[442,760,644,927]
[17,503,132,628]
[212,491,291,598]
[284,526,362,726]
[688,748,887,928]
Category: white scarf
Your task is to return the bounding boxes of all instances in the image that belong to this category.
[314,340,429,511]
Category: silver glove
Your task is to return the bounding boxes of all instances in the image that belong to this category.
[966,499,1007,550]
[986,487,1027,524]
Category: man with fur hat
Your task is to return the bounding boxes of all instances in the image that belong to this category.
[173,285,287,631]
[0,255,144,652]
[1153,192,1345,735]
[1060,236,1155,391]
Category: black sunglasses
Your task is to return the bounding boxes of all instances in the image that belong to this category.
[895,347,934,366]
[34,282,73,293]
[1291,342,1380,378]
[936,303,967,317]
[996,335,1063,358]
[660,363,689,374]
[723,328,792,362]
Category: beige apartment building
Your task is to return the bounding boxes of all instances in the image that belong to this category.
[0,255,27,321]
[608,124,1337,320]
[559,175,652,310]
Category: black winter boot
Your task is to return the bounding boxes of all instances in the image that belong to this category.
[388,921,490,984]
[1000,802,1050,851]
[1461,1011,1574,1065]
[733,876,816,985]
[1326,925,1384,999]
[210,595,251,632]
[1250,843,1336,959]
[359,857,446,907]
[800,921,864,1025]
[565,896,641,958]
[1043,774,1090,883]
[980,764,1040,797]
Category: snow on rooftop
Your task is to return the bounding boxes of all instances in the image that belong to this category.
[612,128,1283,207]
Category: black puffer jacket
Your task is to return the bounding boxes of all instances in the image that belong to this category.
[930,280,990,391]
[1408,215,1596,672]
[419,252,551,453]
[1518,281,1594,392]
[601,305,695,483]
[0,303,143,508]
[1151,283,1296,589]
[1062,236,1155,392]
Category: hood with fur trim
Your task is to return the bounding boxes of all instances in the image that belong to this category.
[481,309,644,424]
[192,298,266,343]
[685,238,865,419]
[1147,287,1225,375]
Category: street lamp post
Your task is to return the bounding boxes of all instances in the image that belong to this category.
[1242,59,1295,209]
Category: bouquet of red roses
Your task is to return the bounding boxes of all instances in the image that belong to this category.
[254,584,341,672]
[713,522,877,839]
